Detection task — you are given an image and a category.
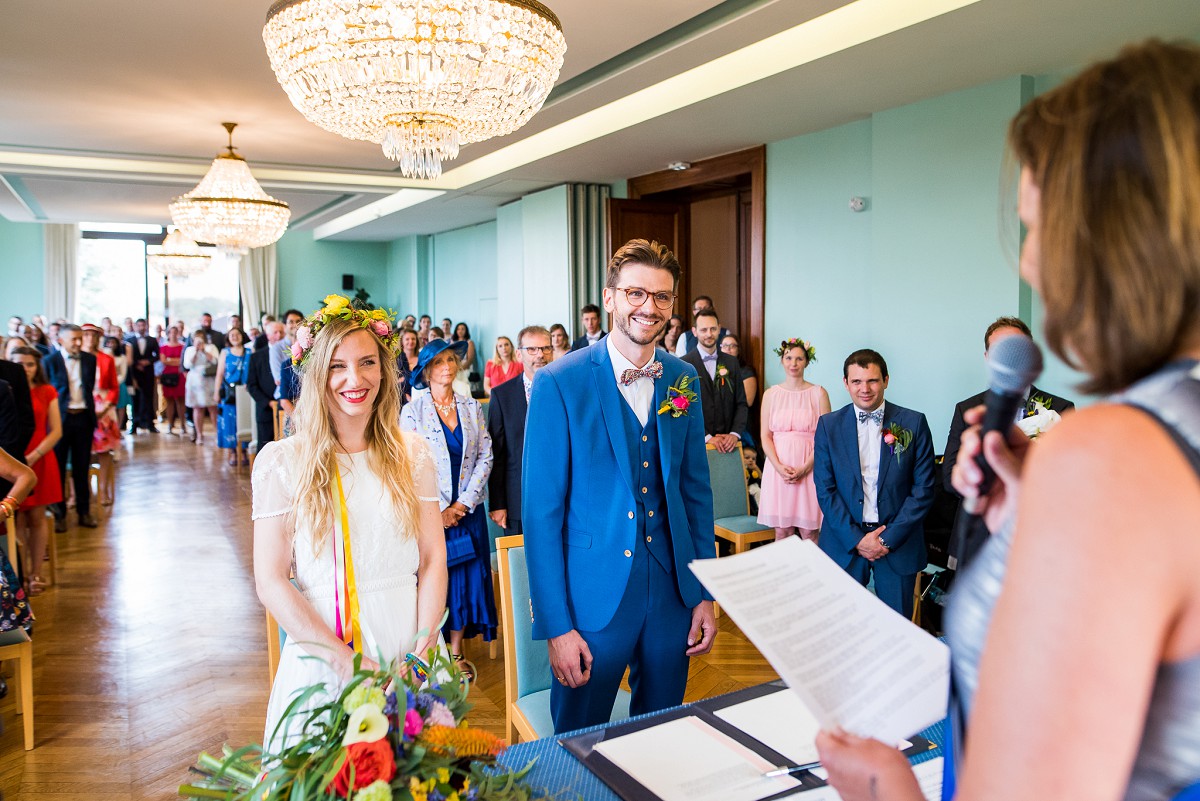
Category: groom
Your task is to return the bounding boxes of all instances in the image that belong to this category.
[524,239,717,734]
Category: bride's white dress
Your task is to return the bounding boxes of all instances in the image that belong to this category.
[251,432,439,746]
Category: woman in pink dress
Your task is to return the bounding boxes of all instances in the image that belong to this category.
[158,326,186,434]
[757,338,830,541]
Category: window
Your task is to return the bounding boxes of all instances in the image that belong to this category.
[77,238,149,324]
[149,251,241,335]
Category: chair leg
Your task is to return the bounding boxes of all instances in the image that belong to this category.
[11,657,22,715]
[47,521,58,585]
[19,643,33,750]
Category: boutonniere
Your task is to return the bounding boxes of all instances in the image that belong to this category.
[882,422,913,460]
[716,363,731,390]
[657,374,699,418]
[1025,394,1052,417]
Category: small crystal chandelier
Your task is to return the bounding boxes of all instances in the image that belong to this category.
[262,0,567,180]
[169,123,291,254]
[146,228,213,277]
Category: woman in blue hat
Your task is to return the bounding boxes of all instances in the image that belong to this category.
[401,338,496,677]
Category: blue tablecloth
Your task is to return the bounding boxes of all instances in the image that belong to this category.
[497,685,947,800]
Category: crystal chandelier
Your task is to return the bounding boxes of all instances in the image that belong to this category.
[146,228,213,277]
[262,0,567,179]
[170,123,291,254]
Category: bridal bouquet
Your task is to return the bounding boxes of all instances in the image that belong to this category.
[179,649,539,801]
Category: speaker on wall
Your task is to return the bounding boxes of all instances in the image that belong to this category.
[342,274,354,290]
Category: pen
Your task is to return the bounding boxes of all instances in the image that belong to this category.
[763,760,821,778]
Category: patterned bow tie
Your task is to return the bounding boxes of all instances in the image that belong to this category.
[701,352,718,362]
[858,409,883,424]
[620,361,663,386]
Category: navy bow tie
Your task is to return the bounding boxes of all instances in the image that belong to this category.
[620,361,663,386]
[701,352,718,362]
[858,409,883,425]
[66,353,80,360]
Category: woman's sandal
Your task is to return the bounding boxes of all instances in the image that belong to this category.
[451,653,476,683]
[28,575,47,596]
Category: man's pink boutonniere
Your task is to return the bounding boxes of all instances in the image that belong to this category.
[716,363,730,390]
[657,374,699,418]
[883,422,913,460]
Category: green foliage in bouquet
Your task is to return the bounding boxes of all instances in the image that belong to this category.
[179,648,541,801]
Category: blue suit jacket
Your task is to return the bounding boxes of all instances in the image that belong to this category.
[42,350,97,425]
[812,402,935,576]
[523,344,716,640]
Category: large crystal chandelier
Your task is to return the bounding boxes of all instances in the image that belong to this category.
[262,0,567,180]
[170,123,291,254]
[146,228,213,277]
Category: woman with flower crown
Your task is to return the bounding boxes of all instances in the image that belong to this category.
[251,295,448,747]
[757,338,831,542]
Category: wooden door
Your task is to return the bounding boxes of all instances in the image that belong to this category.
[605,199,689,316]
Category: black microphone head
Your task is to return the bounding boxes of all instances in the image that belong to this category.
[986,334,1043,395]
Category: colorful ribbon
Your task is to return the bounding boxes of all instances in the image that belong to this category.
[332,468,363,654]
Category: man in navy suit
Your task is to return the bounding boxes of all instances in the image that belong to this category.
[43,325,100,528]
[525,239,717,733]
[813,349,935,617]
[246,321,282,450]
[487,325,551,535]
[126,317,159,433]
[568,304,606,351]
[680,308,748,451]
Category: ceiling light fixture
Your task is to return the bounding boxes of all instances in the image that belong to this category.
[667,161,691,171]
[169,123,291,254]
[262,0,567,180]
[146,228,213,277]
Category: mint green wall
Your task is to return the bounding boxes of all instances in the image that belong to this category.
[430,221,499,374]
[276,229,389,315]
[519,186,571,333]
[0,219,45,318]
[764,76,1078,446]
[387,235,434,315]
[495,202,524,341]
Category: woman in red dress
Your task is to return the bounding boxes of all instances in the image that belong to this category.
[10,346,62,595]
[159,326,186,434]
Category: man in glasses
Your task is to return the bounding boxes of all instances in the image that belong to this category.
[674,295,730,356]
[525,238,717,733]
[487,325,552,536]
[569,304,606,352]
[681,308,748,453]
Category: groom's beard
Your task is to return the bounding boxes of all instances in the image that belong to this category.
[615,307,666,346]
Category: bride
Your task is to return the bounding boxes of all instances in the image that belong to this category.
[251,299,447,746]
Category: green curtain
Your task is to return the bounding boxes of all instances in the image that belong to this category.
[566,184,610,339]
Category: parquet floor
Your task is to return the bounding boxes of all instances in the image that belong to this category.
[0,433,777,799]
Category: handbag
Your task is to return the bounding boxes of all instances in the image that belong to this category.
[0,552,33,634]
[202,363,218,377]
[160,372,180,388]
[444,525,476,567]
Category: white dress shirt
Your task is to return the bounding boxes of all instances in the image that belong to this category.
[856,401,885,523]
[586,330,603,346]
[522,372,533,404]
[64,353,87,409]
[607,335,656,428]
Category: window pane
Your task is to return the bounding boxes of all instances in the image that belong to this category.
[150,252,240,335]
[77,239,148,324]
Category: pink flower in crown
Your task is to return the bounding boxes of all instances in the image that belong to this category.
[290,341,304,361]
[370,319,391,338]
[294,325,314,350]
[671,396,689,411]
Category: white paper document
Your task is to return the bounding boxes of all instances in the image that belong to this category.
[812,756,944,801]
[591,716,800,801]
[690,538,950,744]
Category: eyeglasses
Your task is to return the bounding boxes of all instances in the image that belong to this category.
[522,346,553,355]
[614,287,677,310]
[720,342,739,352]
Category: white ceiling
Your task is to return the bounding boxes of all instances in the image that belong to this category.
[2,0,1198,239]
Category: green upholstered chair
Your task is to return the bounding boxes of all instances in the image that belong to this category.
[495,535,631,743]
[707,444,775,554]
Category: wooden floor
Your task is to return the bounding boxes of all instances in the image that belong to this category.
[0,432,777,799]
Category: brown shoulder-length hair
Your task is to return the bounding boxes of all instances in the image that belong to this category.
[1009,39,1200,395]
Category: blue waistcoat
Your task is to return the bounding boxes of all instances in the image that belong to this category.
[619,400,674,572]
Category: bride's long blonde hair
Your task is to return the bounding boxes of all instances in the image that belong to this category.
[290,317,420,554]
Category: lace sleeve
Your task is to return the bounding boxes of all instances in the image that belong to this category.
[251,440,293,520]
[406,433,440,502]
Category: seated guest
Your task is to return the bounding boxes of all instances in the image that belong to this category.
[812,349,934,617]
[10,346,61,594]
[246,322,280,451]
[569,304,606,351]
[548,323,570,360]
[817,40,1200,801]
[397,329,420,403]
[674,295,730,356]
[44,324,99,529]
[681,309,748,453]
[483,336,520,395]
[720,332,759,408]
[487,326,551,535]
[942,316,1074,570]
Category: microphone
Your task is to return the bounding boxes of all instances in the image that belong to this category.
[962,334,1043,514]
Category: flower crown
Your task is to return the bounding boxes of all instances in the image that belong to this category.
[291,294,401,368]
[773,337,817,363]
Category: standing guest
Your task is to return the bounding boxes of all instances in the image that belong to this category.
[246,321,282,451]
[43,324,99,530]
[253,313,275,350]
[816,40,1200,801]
[104,335,130,433]
[812,349,935,617]
[269,309,305,400]
[253,304,446,749]
[153,323,165,342]
[417,314,432,339]
[549,323,571,361]
[82,324,119,506]
[569,304,606,351]
[942,316,1074,570]
[127,318,159,434]
[11,347,61,594]
[397,329,420,403]
[278,357,301,427]
[453,322,478,368]
[122,317,135,338]
[400,338,495,678]
[0,341,35,467]
[428,326,445,343]
[5,336,29,361]
[247,326,261,348]
[720,333,759,408]
[46,321,62,346]
[25,324,50,357]
[158,326,186,434]
[7,316,22,337]
[758,339,830,542]
[452,322,478,396]
[674,295,730,356]
[524,239,717,733]
[483,336,520,396]
[440,318,453,340]
[487,326,551,535]
[215,328,251,466]
[402,314,417,331]
[194,312,226,351]
[183,329,219,445]
[659,314,685,354]
[681,309,749,452]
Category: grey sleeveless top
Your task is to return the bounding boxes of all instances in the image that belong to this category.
[945,360,1200,800]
